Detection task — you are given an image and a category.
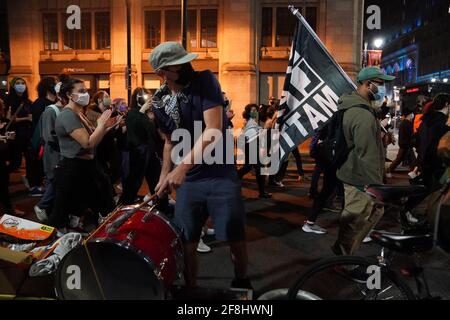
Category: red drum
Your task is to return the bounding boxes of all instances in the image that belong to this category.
[55,205,184,300]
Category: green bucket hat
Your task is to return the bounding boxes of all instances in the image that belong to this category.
[149,42,198,71]
[357,67,395,82]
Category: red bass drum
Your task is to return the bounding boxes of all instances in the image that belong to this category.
[55,205,184,300]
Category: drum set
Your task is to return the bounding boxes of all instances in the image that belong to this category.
[54,195,184,300]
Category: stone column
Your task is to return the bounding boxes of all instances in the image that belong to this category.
[324,0,363,80]
[7,0,41,100]
[110,0,138,102]
[219,0,257,129]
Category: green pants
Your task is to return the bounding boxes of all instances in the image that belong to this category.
[333,184,384,255]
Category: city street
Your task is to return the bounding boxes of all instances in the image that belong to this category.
[8,153,450,300]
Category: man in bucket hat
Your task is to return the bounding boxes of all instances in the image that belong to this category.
[150,42,252,290]
[332,67,395,259]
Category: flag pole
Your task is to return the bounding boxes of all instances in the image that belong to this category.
[288,5,357,90]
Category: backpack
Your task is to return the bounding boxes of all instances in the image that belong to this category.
[31,105,61,156]
[315,105,374,169]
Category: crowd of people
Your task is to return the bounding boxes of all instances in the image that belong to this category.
[0,42,449,290]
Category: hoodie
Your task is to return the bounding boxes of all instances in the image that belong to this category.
[417,111,449,176]
[336,91,385,187]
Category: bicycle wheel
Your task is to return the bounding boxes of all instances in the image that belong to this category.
[287,256,415,300]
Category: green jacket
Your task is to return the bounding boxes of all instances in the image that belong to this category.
[336,91,385,187]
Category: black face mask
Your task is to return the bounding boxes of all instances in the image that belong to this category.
[175,63,196,86]
[137,96,146,107]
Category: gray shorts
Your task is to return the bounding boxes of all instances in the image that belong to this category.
[174,176,246,243]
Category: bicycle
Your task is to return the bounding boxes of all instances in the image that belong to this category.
[287,182,449,300]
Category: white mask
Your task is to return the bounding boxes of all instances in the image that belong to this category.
[72,92,90,107]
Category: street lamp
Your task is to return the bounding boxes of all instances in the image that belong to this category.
[374,38,384,49]
[181,0,188,49]
[126,0,132,104]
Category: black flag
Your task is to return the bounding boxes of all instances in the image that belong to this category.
[277,6,356,161]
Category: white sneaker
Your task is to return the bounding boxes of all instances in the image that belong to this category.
[405,211,419,224]
[363,235,373,243]
[21,175,30,190]
[386,172,393,178]
[34,205,48,222]
[302,222,327,235]
[196,238,212,253]
[205,228,215,236]
[408,171,418,179]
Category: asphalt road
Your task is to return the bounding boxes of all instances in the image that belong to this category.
[4,155,450,300]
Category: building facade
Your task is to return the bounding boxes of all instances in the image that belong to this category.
[365,0,450,99]
[5,0,363,126]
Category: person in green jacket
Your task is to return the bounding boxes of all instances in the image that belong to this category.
[332,67,395,256]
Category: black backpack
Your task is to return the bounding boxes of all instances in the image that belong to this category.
[316,105,374,169]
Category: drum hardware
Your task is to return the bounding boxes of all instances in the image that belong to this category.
[122,231,136,246]
[105,194,158,235]
[55,193,183,300]
[141,211,154,223]
[155,258,169,280]
[171,238,179,248]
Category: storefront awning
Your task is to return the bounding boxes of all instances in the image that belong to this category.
[39,60,111,75]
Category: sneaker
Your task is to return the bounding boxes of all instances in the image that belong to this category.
[268,180,284,188]
[231,277,254,291]
[21,175,30,190]
[29,186,45,197]
[259,192,273,199]
[196,238,212,253]
[408,171,418,179]
[385,172,393,179]
[302,222,327,234]
[405,211,419,224]
[363,235,373,243]
[205,228,215,236]
[34,205,48,222]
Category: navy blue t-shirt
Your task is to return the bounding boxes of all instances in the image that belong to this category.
[155,70,236,182]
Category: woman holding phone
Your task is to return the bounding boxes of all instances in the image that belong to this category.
[48,78,121,233]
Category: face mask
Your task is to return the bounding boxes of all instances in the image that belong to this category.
[119,104,128,113]
[14,84,26,94]
[72,92,90,107]
[103,97,111,108]
[54,82,62,94]
[250,111,258,119]
[137,94,149,107]
[369,82,386,101]
[175,64,196,86]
